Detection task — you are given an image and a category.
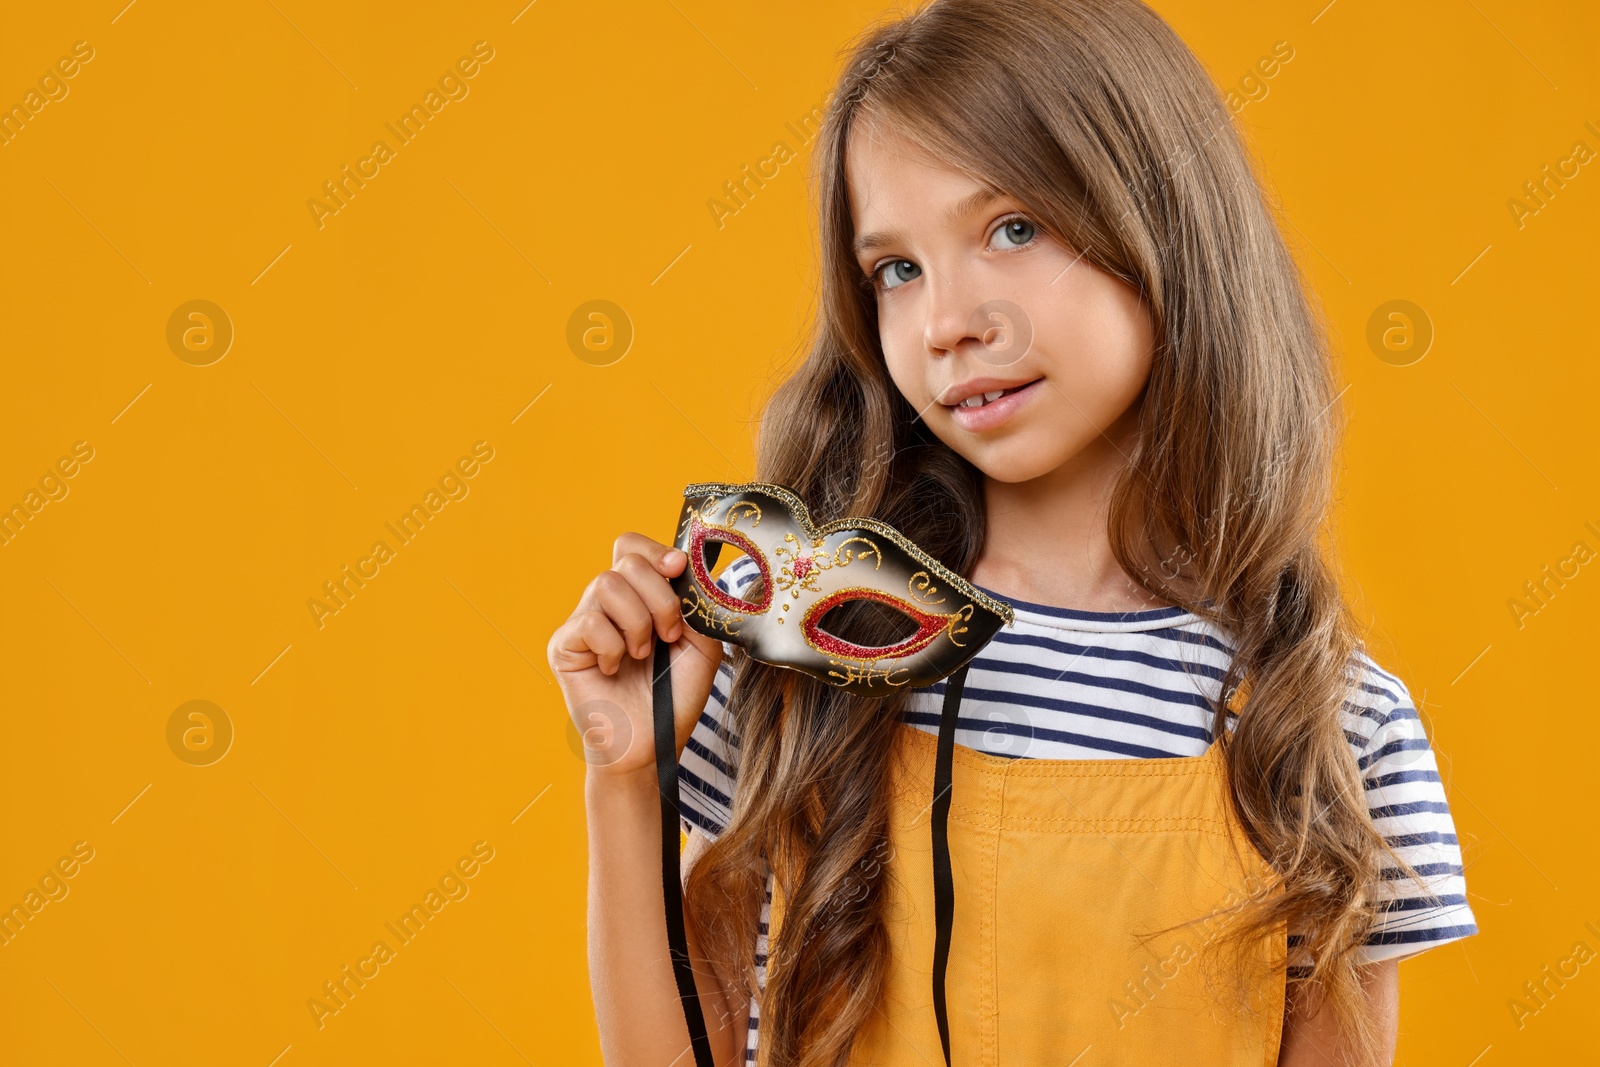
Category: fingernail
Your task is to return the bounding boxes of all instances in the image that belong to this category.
[667,624,682,642]
[665,548,686,566]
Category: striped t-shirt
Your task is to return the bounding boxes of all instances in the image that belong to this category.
[678,556,1478,1058]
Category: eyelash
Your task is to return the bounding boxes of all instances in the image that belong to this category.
[865,212,1040,293]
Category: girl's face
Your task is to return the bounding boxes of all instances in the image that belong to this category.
[846,121,1156,484]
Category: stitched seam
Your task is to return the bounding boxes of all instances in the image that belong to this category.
[949,813,1235,834]
[986,772,1003,1065]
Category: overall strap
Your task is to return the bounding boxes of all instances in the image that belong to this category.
[654,640,717,1067]
[932,662,970,1067]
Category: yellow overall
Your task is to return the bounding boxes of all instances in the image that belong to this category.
[765,722,1287,1066]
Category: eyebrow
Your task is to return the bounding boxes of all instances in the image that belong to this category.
[852,187,1003,256]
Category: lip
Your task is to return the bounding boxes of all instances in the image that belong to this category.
[938,375,1040,407]
[943,377,1044,433]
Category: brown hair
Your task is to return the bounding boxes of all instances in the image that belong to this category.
[685,1,1427,1063]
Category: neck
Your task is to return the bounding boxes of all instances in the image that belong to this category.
[969,412,1167,613]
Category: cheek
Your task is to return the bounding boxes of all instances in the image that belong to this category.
[878,321,926,406]
[1033,278,1153,419]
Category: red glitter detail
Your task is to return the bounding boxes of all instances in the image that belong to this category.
[791,556,813,579]
[688,515,772,613]
[801,588,949,661]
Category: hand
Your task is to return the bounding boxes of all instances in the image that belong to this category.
[548,533,725,778]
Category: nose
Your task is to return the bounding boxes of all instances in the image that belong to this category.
[920,265,984,360]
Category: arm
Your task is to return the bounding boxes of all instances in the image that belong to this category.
[553,533,748,1066]
[1276,958,1399,1067]
[586,774,748,1066]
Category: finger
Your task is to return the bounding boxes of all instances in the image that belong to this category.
[553,609,627,675]
[590,569,657,658]
[613,531,688,576]
[613,552,687,644]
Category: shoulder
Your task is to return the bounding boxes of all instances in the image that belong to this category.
[1338,651,1429,773]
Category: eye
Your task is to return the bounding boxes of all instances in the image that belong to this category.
[988,215,1038,251]
[871,258,922,291]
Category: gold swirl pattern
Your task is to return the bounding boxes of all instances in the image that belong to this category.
[831,535,882,570]
[946,603,975,646]
[908,571,948,606]
[680,589,741,636]
[826,662,912,688]
[724,500,761,529]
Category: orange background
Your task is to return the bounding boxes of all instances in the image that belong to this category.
[0,1,1595,1063]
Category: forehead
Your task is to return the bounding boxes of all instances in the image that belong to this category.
[845,117,990,233]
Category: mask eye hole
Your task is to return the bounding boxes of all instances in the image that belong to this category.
[802,588,949,661]
[706,542,768,605]
[688,517,772,613]
[812,597,921,646]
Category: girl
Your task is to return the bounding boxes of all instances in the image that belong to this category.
[551,1,1478,1064]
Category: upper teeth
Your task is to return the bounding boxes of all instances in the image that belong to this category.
[961,390,1006,408]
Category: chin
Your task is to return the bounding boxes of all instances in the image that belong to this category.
[952,437,1074,485]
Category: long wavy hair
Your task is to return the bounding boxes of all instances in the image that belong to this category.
[685,2,1426,1063]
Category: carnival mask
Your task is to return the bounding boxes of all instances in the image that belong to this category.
[669,481,1014,694]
